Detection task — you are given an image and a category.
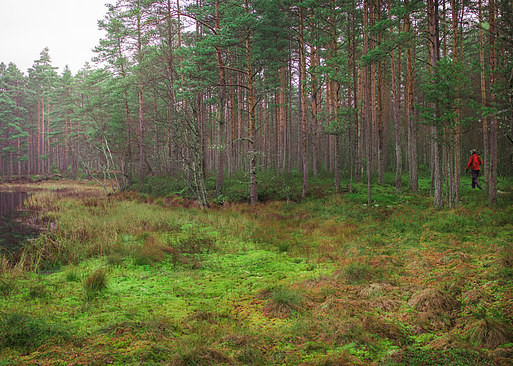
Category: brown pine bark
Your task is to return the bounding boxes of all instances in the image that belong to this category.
[310,40,319,176]
[215,0,226,196]
[279,66,287,172]
[404,0,418,192]
[479,0,489,188]
[363,0,372,204]
[299,4,308,199]
[376,1,384,185]
[450,0,460,208]
[136,1,145,184]
[428,0,443,208]
[351,1,360,184]
[489,0,497,204]
[245,0,258,205]
[389,0,401,194]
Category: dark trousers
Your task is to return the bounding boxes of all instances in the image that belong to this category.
[471,170,482,189]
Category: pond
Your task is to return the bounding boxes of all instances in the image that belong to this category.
[0,191,35,253]
[0,191,29,217]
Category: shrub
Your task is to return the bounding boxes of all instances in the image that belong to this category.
[426,212,474,235]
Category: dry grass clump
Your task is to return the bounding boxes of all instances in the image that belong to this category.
[490,346,513,366]
[360,314,408,345]
[358,282,391,298]
[302,352,364,366]
[133,234,174,265]
[180,233,216,255]
[408,287,456,313]
[408,287,458,331]
[466,317,513,349]
[499,243,513,268]
[358,283,401,311]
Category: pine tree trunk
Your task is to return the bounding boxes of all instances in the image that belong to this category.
[376,2,384,185]
[279,66,286,173]
[245,0,258,205]
[451,0,461,208]
[364,0,372,204]
[390,48,401,194]
[488,0,497,204]
[404,0,418,192]
[299,5,308,199]
[215,0,225,196]
[136,4,145,184]
[479,0,489,188]
[428,0,443,208]
[351,2,360,184]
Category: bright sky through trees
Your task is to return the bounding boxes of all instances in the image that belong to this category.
[0,0,107,73]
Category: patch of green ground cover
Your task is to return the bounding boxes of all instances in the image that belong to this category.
[2,178,513,365]
[1,226,332,363]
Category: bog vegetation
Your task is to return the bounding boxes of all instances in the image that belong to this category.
[0,176,512,365]
[0,0,512,364]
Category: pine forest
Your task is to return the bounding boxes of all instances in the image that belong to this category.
[0,0,511,207]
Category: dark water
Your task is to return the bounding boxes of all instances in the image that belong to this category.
[0,191,29,217]
[0,191,35,253]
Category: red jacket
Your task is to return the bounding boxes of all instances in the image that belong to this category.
[466,153,483,171]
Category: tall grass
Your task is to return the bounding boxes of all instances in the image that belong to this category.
[20,195,188,270]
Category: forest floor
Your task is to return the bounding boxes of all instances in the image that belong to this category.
[1,178,513,365]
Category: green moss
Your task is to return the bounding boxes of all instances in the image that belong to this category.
[1,177,512,364]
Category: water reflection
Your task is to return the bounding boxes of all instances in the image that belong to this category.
[0,191,33,253]
[0,191,29,217]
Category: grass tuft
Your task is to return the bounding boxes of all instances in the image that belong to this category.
[339,262,383,285]
[133,235,170,266]
[83,268,107,299]
[408,288,458,331]
[64,266,82,282]
[408,288,456,313]
[467,317,513,349]
[263,286,305,318]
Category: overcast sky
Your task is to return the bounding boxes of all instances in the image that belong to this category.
[0,0,108,74]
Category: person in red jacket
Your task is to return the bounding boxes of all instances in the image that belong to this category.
[465,149,483,189]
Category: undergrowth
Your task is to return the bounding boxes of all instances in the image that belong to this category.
[0,177,512,365]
